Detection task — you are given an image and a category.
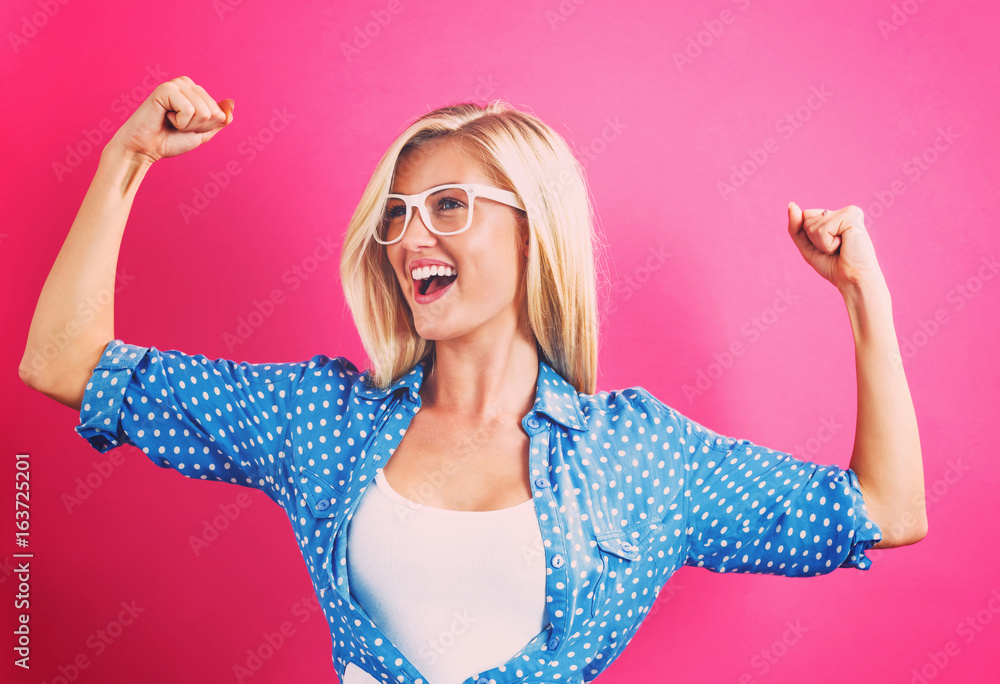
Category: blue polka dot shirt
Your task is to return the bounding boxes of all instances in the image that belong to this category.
[75,339,882,683]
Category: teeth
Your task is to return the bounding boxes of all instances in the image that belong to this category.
[411,264,455,280]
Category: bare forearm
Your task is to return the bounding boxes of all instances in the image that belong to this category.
[19,143,152,394]
[843,278,927,547]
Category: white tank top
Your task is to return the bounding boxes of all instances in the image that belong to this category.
[343,469,548,684]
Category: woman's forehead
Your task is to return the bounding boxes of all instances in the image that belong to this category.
[391,139,489,194]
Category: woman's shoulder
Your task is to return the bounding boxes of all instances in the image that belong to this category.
[576,383,678,423]
[577,382,723,443]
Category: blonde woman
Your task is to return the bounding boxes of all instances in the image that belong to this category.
[21,75,926,684]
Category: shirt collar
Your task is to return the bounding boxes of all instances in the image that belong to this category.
[352,353,588,432]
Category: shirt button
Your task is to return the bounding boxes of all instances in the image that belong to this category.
[547,635,560,650]
[551,554,564,568]
[526,416,540,429]
[620,541,634,552]
[534,477,550,489]
[475,678,489,684]
[315,499,331,511]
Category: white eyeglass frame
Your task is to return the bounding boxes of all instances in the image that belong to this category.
[374,183,526,245]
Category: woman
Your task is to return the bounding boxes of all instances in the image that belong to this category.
[21,76,926,684]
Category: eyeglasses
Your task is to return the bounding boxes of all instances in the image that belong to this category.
[374,183,526,245]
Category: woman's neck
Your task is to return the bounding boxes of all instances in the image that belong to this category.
[421,329,539,423]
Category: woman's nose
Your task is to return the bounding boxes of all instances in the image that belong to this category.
[400,207,437,248]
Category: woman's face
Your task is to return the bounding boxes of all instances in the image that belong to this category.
[385,138,529,346]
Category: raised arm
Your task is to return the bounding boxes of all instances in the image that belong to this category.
[19,144,150,409]
[787,202,927,548]
[19,76,234,409]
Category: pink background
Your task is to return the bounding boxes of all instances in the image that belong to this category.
[3,1,999,682]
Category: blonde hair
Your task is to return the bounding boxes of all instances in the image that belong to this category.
[339,101,605,394]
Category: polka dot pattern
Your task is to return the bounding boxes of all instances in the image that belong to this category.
[75,339,882,683]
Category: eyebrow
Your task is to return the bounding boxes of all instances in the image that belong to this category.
[389,181,464,195]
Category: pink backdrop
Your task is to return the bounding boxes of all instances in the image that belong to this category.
[3,1,999,682]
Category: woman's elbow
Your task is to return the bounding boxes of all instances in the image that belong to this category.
[876,507,929,548]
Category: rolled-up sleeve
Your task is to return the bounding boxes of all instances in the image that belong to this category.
[75,339,321,499]
[642,394,882,576]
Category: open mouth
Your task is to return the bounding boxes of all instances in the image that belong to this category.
[417,273,458,296]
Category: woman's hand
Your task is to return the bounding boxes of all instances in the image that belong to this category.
[787,202,886,294]
[106,75,234,165]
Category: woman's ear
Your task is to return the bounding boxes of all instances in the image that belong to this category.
[518,217,530,258]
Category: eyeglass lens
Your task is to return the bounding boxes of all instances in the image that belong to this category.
[379,187,471,242]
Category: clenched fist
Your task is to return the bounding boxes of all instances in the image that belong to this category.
[106,75,234,165]
[787,202,886,294]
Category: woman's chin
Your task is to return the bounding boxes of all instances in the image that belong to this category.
[413,317,473,344]
[412,320,447,342]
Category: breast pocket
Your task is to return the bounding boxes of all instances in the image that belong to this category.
[293,468,349,590]
[297,467,348,519]
[591,518,662,619]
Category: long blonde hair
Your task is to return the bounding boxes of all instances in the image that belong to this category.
[339,101,605,394]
